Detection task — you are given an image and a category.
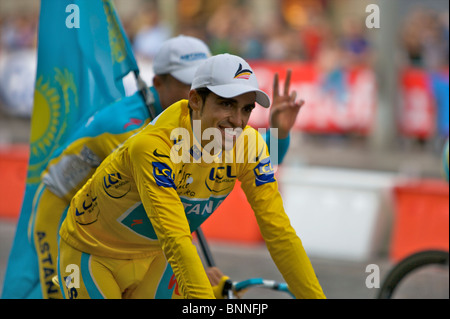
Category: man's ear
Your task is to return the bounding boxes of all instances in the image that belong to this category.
[153,75,162,90]
[188,89,202,111]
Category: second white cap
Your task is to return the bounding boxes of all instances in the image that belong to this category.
[153,35,211,85]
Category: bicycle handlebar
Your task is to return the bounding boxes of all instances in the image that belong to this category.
[222,278,295,299]
[195,227,294,299]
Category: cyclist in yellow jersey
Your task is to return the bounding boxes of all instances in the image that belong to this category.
[29,36,211,299]
[29,35,300,298]
[58,54,326,299]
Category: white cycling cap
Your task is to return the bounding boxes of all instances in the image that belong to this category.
[191,54,271,108]
[153,35,211,84]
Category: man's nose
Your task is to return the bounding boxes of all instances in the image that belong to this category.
[229,108,243,128]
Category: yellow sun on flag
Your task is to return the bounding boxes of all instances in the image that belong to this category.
[30,75,62,160]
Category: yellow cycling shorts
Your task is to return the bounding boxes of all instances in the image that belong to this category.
[57,239,182,299]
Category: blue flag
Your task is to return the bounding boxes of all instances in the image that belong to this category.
[2,0,139,298]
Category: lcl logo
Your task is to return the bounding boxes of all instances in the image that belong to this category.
[205,166,236,193]
[103,172,131,198]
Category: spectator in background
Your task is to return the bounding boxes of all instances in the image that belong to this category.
[262,16,304,61]
[315,37,348,104]
[205,3,266,60]
[421,10,449,71]
[340,18,372,68]
[206,3,235,55]
[205,3,306,61]
[226,6,264,60]
[401,9,426,67]
[299,7,332,62]
[0,13,38,117]
[132,3,171,60]
[0,14,37,52]
[401,8,449,71]
[440,12,449,68]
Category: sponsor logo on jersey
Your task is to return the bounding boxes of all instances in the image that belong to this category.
[102,172,131,198]
[118,203,158,240]
[253,158,275,186]
[181,195,226,217]
[205,165,236,193]
[74,193,99,225]
[168,274,180,296]
[180,195,229,232]
[118,195,228,241]
[153,149,170,159]
[152,162,176,189]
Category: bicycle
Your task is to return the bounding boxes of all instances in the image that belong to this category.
[195,228,295,299]
[377,250,449,299]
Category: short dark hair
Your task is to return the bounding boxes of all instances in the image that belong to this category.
[154,73,171,83]
[195,87,211,104]
[188,87,211,112]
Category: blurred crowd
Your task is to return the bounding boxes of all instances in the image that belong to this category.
[400,8,449,71]
[0,2,448,68]
[0,13,38,53]
[124,1,375,71]
[123,2,448,73]
[0,1,448,120]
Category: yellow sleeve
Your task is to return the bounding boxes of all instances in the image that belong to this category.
[43,131,136,201]
[128,134,215,299]
[239,131,326,299]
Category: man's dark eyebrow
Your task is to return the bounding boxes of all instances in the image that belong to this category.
[216,96,255,106]
[216,96,255,110]
[216,96,237,104]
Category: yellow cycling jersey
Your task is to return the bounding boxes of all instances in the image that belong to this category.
[60,100,325,299]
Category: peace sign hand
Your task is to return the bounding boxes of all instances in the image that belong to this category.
[269,70,304,139]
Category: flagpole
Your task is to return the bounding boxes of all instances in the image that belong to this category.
[134,71,156,119]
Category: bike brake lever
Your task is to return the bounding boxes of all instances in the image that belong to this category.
[222,279,234,299]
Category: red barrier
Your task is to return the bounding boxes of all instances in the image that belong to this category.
[0,145,29,219]
[390,179,449,262]
[249,61,377,135]
[201,181,263,244]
